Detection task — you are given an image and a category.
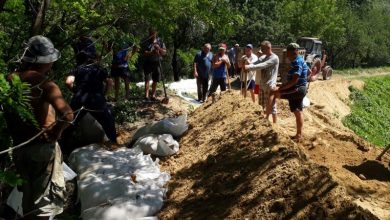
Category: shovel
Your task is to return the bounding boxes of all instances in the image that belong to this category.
[376,144,390,161]
[159,59,169,104]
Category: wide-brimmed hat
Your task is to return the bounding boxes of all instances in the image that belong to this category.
[22,35,61,64]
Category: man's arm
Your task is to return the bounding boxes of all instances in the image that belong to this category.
[212,54,222,69]
[245,56,277,71]
[279,74,299,91]
[212,54,230,69]
[193,54,199,77]
[65,75,75,90]
[43,82,74,141]
[153,40,167,56]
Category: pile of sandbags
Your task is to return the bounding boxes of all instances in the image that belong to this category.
[69,145,170,220]
[131,115,188,157]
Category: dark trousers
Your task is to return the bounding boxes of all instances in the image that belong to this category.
[208,78,226,96]
[62,102,116,145]
[196,76,209,101]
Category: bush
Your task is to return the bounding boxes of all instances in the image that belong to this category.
[113,100,139,124]
[177,49,198,79]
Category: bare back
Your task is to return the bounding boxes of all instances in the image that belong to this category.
[8,70,73,144]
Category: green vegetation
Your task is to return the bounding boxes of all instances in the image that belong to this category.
[113,100,139,124]
[0,74,36,186]
[343,76,390,147]
[336,67,390,77]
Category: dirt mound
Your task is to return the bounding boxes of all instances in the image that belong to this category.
[158,91,377,219]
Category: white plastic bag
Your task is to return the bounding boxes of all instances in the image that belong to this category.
[63,162,77,181]
[303,96,310,108]
[69,146,170,220]
[134,134,179,157]
[132,115,188,142]
[6,187,23,216]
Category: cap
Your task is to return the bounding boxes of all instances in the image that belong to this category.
[234,43,239,47]
[22,35,60,64]
[246,44,253,49]
[218,43,227,51]
[287,43,300,51]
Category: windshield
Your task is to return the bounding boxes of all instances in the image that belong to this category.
[297,40,313,53]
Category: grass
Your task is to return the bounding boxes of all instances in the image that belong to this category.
[335,66,390,77]
[343,76,390,147]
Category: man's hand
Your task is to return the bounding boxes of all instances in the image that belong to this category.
[271,86,279,92]
[222,57,230,64]
[43,125,62,142]
[65,76,75,90]
[244,64,251,71]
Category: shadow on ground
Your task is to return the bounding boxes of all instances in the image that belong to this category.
[159,92,378,219]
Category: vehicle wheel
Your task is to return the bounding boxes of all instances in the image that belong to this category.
[322,66,333,80]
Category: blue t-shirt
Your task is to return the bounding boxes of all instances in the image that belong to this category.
[287,56,308,88]
[194,51,213,78]
[213,58,227,79]
[112,49,129,68]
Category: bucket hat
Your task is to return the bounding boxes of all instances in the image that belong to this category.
[286,43,300,51]
[22,35,61,64]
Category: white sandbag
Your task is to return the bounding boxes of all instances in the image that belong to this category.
[68,145,170,220]
[6,187,23,216]
[81,196,163,220]
[131,115,188,142]
[63,162,77,181]
[134,134,179,157]
[303,96,311,108]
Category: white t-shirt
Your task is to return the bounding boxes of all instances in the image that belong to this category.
[241,53,258,81]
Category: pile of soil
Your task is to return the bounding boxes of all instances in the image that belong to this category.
[158,91,379,219]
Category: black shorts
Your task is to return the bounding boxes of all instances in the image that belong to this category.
[143,61,161,82]
[280,85,307,112]
[111,67,131,78]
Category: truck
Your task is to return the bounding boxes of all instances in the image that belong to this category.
[272,37,333,82]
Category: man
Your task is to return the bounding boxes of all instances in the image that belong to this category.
[245,41,279,122]
[65,43,117,145]
[239,44,258,103]
[141,28,167,101]
[208,43,231,96]
[6,35,74,219]
[111,43,138,101]
[267,43,308,142]
[227,43,240,78]
[73,35,96,67]
[193,43,213,103]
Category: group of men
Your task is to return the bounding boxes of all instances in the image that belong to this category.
[193,41,308,142]
[4,31,307,218]
[4,28,166,219]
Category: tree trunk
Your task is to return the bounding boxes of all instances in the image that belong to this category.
[31,0,51,36]
[172,37,180,82]
[0,0,6,12]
